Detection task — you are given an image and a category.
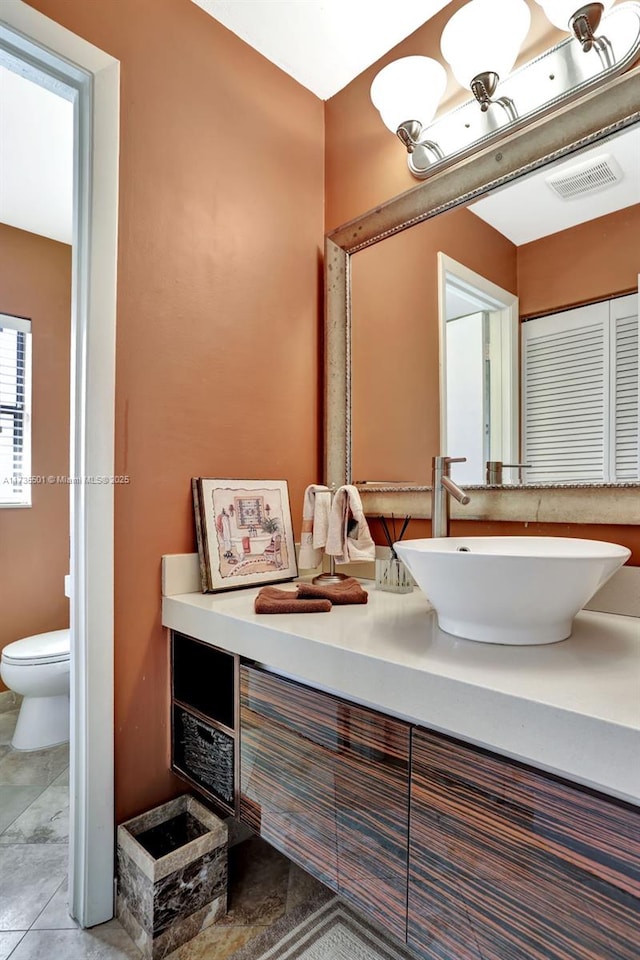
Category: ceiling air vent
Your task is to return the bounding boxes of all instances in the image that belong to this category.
[545,154,623,200]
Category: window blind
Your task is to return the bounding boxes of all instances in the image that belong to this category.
[0,314,32,506]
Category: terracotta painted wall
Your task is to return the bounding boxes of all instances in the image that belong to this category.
[367,516,640,564]
[27,0,324,821]
[518,203,640,317]
[325,0,638,559]
[0,224,71,689]
[351,207,516,482]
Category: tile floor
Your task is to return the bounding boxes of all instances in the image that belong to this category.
[0,692,326,960]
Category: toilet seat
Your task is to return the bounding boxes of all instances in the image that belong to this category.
[2,628,70,666]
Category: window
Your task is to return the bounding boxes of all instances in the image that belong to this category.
[0,314,32,506]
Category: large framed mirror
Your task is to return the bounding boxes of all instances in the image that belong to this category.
[325,67,640,523]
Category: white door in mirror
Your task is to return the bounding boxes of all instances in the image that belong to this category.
[393,537,631,645]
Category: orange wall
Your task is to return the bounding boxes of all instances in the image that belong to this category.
[370,518,640,565]
[27,0,324,821]
[352,207,516,481]
[518,204,640,317]
[0,224,71,689]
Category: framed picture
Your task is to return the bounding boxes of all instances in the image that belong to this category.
[192,478,298,592]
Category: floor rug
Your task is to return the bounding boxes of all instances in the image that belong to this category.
[232,897,417,960]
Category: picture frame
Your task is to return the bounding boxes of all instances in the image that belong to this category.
[192,478,298,593]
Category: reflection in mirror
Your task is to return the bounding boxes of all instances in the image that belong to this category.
[350,123,639,487]
[439,255,518,485]
[522,292,638,483]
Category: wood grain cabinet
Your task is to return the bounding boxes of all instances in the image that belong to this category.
[239,665,411,939]
[408,728,640,960]
[169,634,639,958]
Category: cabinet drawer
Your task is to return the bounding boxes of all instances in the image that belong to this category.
[172,705,235,811]
[240,666,410,939]
[241,702,339,889]
[408,728,640,960]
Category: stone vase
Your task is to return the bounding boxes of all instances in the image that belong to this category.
[116,793,228,959]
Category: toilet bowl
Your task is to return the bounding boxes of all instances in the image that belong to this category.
[0,629,70,750]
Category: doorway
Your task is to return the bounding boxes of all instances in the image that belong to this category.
[0,0,119,927]
[438,253,520,486]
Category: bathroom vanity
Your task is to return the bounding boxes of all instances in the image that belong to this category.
[163,580,639,960]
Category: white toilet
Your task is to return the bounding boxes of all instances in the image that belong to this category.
[0,629,70,750]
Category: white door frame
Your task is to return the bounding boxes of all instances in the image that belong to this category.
[437,252,520,477]
[0,1,119,927]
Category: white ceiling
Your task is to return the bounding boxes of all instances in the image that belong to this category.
[470,124,640,245]
[0,64,73,245]
[191,0,452,99]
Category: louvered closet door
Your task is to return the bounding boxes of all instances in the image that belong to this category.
[610,293,639,480]
[522,302,609,482]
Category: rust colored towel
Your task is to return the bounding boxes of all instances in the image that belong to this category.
[255,586,331,614]
[298,577,368,605]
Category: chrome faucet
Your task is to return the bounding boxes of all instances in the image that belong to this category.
[486,460,530,485]
[431,456,470,537]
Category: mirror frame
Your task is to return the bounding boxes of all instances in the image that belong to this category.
[324,66,640,524]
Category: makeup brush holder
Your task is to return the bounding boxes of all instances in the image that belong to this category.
[376,557,413,594]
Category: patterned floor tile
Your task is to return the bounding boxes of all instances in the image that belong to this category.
[0,693,21,715]
[0,931,25,960]
[167,923,265,960]
[8,919,142,959]
[0,784,68,844]
[51,765,70,787]
[218,835,291,927]
[31,879,78,931]
[0,785,43,834]
[0,742,69,787]
[0,710,19,746]
[0,844,68,930]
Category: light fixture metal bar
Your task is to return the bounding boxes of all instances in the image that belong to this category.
[408,1,640,179]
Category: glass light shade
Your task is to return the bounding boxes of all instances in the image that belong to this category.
[533,0,614,32]
[370,56,447,133]
[440,0,532,90]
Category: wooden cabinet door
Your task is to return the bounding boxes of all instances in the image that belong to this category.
[240,666,410,939]
[408,728,640,960]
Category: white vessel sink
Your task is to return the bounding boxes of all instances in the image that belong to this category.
[393,537,631,645]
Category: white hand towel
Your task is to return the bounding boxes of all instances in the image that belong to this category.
[325,485,376,564]
[299,484,332,570]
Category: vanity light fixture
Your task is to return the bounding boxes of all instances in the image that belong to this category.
[370,56,448,170]
[370,0,640,180]
[440,0,531,120]
[534,1,615,66]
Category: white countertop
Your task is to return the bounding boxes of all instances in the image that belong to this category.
[162,583,640,807]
